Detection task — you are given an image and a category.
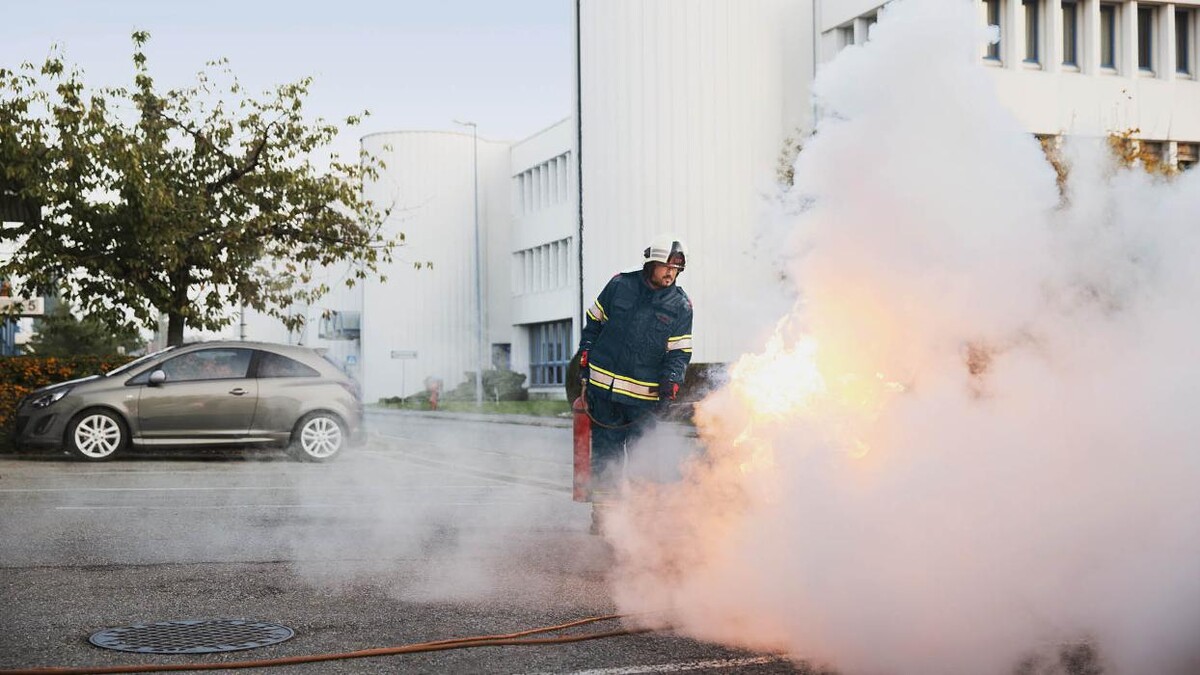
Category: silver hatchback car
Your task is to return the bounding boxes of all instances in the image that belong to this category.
[13,341,363,462]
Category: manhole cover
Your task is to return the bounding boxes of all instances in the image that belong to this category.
[89,619,295,654]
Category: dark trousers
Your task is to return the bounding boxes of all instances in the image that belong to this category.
[586,387,656,498]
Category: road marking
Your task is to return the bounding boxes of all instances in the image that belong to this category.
[52,500,539,510]
[0,484,510,493]
[517,656,786,675]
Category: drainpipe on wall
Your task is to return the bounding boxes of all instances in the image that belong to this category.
[812,0,821,133]
[574,0,585,346]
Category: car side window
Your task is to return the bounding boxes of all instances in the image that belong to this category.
[257,352,320,378]
[159,349,254,382]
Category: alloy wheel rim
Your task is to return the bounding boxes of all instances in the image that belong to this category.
[300,417,342,458]
[75,414,121,458]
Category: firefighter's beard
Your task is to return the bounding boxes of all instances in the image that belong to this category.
[645,265,677,289]
[600,1,1200,674]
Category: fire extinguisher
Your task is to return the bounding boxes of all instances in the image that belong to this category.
[572,395,591,502]
[572,350,592,502]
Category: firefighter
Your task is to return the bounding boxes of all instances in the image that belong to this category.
[577,234,694,533]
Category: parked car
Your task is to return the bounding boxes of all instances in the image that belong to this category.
[12,341,363,462]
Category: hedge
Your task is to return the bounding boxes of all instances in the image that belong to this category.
[0,355,135,451]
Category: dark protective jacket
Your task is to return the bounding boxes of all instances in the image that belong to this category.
[579,271,693,407]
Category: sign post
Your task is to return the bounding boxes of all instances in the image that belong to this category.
[390,350,418,400]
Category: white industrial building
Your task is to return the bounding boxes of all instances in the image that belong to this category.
[230,0,1200,404]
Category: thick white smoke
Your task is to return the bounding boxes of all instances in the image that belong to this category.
[606,1,1200,673]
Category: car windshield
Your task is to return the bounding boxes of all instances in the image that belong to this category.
[104,346,177,377]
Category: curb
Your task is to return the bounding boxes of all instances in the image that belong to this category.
[365,407,572,428]
[365,407,699,437]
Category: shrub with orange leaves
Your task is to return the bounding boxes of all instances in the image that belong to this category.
[0,355,134,452]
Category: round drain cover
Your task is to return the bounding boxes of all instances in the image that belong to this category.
[89,619,294,654]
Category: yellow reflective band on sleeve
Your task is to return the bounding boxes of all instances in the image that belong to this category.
[587,299,608,323]
[667,335,693,351]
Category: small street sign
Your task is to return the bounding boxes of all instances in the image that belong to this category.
[390,350,418,359]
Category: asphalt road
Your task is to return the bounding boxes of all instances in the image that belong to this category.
[0,410,807,674]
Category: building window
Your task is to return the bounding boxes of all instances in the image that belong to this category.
[1179,9,1194,75]
[1023,0,1040,64]
[513,152,571,216]
[1139,140,1163,170]
[492,343,511,371]
[1138,5,1155,72]
[1100,3,1118,69]
[1178,143,1198,171]
[839,24,855,49]
[1062,1,1079,66]
[513,237,572,295]
[529,320,571,387]
[984,0,1002,60]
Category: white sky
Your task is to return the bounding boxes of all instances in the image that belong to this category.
[4,0,574,155]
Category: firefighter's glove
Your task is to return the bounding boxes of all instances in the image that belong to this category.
[657,381,679,413]
[579,350,590,385]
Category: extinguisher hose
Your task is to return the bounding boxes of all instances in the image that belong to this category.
[0,614,653,675]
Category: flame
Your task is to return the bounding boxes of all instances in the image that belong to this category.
[717,328,907,472]
[728,333,825,421]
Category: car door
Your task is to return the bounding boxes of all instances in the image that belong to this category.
[136,348,258,442]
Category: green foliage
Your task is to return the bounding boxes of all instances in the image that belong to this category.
[26,303,144,357]
[445,369,529,402]
[0,33,399,346]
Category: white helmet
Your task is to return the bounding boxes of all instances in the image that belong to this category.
[643,235,687,270]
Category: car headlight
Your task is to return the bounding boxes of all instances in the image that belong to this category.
[29,388,71,409]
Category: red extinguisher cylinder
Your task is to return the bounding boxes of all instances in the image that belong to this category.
[572,396,592,502]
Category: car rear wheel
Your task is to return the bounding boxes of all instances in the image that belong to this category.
[66,410,128,461]
[289,412,346,462]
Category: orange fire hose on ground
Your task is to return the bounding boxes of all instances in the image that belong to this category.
[0,614,652,675]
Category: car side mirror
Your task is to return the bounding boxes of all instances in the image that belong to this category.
[148,370,167,386]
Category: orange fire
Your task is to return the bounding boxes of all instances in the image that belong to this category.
[715,328,906,474]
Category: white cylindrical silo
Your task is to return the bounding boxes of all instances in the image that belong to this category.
[359,131,510,403]
[578,0,812,364]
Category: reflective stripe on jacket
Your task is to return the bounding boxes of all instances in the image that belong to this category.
[579,271,693,407]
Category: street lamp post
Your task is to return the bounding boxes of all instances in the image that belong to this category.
[454,119,485,408]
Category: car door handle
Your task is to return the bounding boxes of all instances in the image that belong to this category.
[229,388,248,396]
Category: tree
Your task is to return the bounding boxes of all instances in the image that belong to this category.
[25,303,144,358]
[0,33,397,346]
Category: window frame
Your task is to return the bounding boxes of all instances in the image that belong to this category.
[528,319,572,388]
[1100,3,1119,70]
[1137,4,1157,73]
[839,24,855,50]
[984,0,1003,61]
[1062,0,1080,67]
[1178,8,1195,76]
[128,348,255,385]
[255,350,320,379]
[1023,0,1042,65]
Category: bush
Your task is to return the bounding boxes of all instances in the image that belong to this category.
[0,355,134,451]
[445,369,528,402]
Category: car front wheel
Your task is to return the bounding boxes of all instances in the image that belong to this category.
[289,412,346,462]
[66,410,128,461]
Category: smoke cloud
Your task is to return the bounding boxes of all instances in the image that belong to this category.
[606,1,1200,673]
